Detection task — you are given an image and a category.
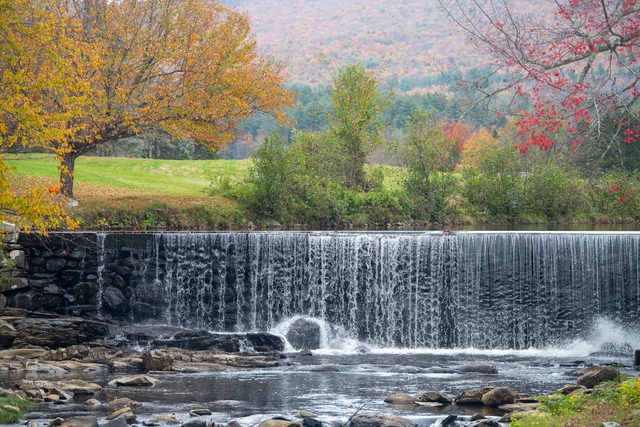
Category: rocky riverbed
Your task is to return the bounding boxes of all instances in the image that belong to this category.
[0,309,638,427]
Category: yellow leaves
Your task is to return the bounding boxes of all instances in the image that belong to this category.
[2,0,294,199]
[0,157,78,234]
[458,127,499,170]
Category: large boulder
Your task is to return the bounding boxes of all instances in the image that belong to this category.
[285,319,322,350]
[481,387,517,406]
[348,415,418,427]
[455,386,494,404]
[415,391,453,404]
[577,366,619,389]
[383,393,416,404]
[142,349,176,371]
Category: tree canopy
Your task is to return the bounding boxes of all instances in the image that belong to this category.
[439,0,640,158]
[1,0,295,198]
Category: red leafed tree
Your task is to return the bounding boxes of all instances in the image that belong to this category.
[443,122,472,152]
[439,0,640,157]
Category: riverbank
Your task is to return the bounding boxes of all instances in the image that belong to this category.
[7,154,640,231]
[0,309,638,427]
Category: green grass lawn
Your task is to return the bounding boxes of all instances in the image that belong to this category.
[6,153,404,195]
[5,153,252,196]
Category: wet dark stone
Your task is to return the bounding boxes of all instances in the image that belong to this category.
[182,420,207,427]
[44,284,65,295]
[131,302,159,320]
[115,266,131,277]
[440,415,457,427]
[134,282,162,304]
[70,283,99,305]
[246,333,286,352]
[161,330,242,352]
[123,257,140,269]
[303,419,323,427]
[40,295,64,311]
[14,291,40,311]
[5,277,29,292]
[60,270,82,288]
[30,257,44,267]
[103,286,126,311]
[28,278,58,289]
[285,318,321,350]
[71,250,87,259]
[113,275,128,289]
[46,258,67,272]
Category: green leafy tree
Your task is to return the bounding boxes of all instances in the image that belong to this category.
[395,109,458,221]
[330,64,388,190]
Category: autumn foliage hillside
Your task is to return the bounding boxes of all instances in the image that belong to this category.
[229,0,550,89]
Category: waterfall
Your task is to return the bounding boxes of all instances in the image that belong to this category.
[107,232,640,349]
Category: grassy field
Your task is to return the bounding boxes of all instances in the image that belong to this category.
[5,153,251,197]
[6,154,253,230]
[6,153,408,229]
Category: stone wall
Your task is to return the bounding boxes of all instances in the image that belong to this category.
[1,232,160,322]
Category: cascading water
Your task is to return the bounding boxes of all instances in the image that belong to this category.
[108,232,640,350]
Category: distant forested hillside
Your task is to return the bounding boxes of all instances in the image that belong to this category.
[228,0,548,91]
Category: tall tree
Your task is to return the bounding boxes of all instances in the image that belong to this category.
[2,0,295,199]
[0,0,77,232]
[330,64,387,190]
[439,0,640,160]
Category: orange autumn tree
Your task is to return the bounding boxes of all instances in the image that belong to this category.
[9,0,295,199]
[0,0,77,232]
[458,128,499,170]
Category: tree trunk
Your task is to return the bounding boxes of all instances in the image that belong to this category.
[60,152,77,199]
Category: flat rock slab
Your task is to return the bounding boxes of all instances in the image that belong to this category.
[108,375,159,387]
[107,408,132,420]
[59,416,98,427]
[171,362,229,373]
[413,402,444,407]
[0,349,48,359]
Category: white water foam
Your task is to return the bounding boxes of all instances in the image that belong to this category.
[271,316,366,353]
[272,315,639,359]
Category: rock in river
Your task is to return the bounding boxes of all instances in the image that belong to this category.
[577,366,619,389]
[347,415,418,427]
[108,375,158,387]
[481,387,517,406]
